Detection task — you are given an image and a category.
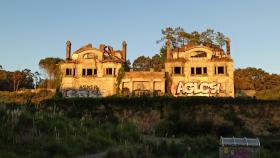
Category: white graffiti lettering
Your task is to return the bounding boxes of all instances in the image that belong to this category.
[176,82,223,96]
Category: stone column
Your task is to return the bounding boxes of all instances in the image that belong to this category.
[66,41,71,60]
[99,44,106,61]
[166,40,171,60]
[226,37,231,55]
[150,80,154,96]
[122,41,127,62]
[129,80,133,96]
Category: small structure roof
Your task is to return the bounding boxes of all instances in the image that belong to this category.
[124,71,165,79]
[220,137,260,147]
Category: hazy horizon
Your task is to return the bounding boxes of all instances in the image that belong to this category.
[0,0,280,74]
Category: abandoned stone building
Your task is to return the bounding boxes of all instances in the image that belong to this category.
[164,39,234,97]
[60,41,125,97]
[60,39,234,97]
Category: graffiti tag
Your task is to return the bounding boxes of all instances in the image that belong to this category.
[176,82,224,96]
[63,85,102,98]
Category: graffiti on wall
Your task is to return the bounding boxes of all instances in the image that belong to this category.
[176,81,224,96]
[232,148,251,158]
[63,85,102,98]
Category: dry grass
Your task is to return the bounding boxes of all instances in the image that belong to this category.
[0,89,54,104]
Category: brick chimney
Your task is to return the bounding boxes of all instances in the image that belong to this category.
[122,41,127,62]
[66,40,71,60]
[226,37,231,55]
[166,40,171,60]
[99,44,106,53]
[99,44,106,61]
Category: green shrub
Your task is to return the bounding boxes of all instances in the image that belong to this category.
[0,151,19,158]
[215,123,235,137]
[224,111,245,126]
[155,120,175,137]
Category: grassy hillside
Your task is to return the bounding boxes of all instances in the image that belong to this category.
[0,90,54,104]
[256,86,280,100]
[0,97,279,158]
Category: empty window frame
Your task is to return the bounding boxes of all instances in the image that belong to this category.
[93,69,97,75]
[203,67,207,75]
[82,69,86,76]
[174,67,181,74]
[106,68,113,75]
[217,66,225,74]
[66,68,72,76]
[191,67,207,75]
[87,69,93,76]
[196,67,202,75]
[191,67,195,75]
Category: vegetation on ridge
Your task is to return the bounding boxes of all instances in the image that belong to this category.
[0,97,279,158]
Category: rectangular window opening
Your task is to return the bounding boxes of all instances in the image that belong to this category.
[87,69,93,76]
[66,68,72,76]
[174,67,181,74]
[82,69,86,76]
[196,67,202,75]
[94,69,97,75]
[106,68,113,75]
[203,67,207,75]
[218,66,224,74]
[191,67,195,75]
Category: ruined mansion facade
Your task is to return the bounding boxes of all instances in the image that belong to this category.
[60,40,234,97]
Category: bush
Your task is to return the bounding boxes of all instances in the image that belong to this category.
[183,135,219,155]
[155,120,175,137]
[0,151,19,158]
[215,123,236,137]
[224,111,245,126]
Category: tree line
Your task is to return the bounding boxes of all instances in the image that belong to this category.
[0,57,63,91]
[157,27,227,49]
[0,67,38,91]
[235,67,280,91]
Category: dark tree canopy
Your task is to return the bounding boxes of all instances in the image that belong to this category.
[133,56,151,71]
[39,57,64,89]
[157,27,227,50]
[234,67,280,91]
[132,54,165,72]
[124,60,132,71]
[39,57,64,80]
[0,68,35,91]
[159,46,167,62]
[151,54,164,72]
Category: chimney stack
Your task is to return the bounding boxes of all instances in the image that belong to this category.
[99,44,106,61]
[226,37,231,55]
[122,41,127,62]
[166,40,171,60]
[66,41,71,60]
[99,44,106,52]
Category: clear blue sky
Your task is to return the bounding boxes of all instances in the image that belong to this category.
[0,0,280,74]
